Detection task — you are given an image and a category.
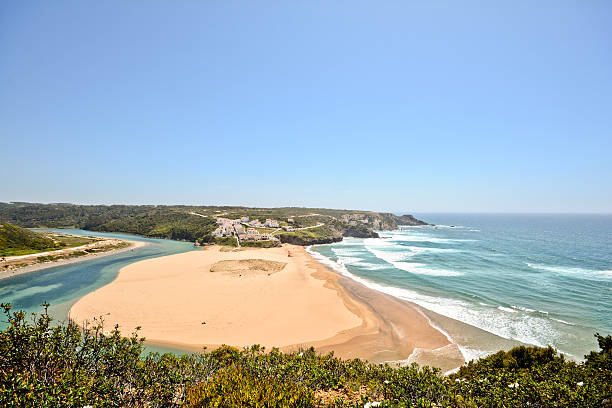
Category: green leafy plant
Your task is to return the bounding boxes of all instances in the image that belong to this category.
[1,304,610,407]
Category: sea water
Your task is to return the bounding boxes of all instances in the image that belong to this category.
[311,214,612,360]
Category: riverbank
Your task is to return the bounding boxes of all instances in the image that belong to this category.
[0,240,148,281]
[70,244,466,372]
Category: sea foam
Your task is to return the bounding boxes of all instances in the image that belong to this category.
[526,263,612,279]
[363,238,462,276]
[307,246,559,349]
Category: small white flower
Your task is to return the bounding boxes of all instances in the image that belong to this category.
[298,352,304,357]
[384,380,390,384]
[364,403,371,408]
[577,381,584,387]
[508,382,519,388]
[103,330,110,336]
[455,379,461,383]
[372,403,381,407]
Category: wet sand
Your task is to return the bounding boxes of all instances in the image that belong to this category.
[70,245,465,371]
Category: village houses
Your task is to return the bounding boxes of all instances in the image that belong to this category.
[264,219,279,228]
[213,216,282,242]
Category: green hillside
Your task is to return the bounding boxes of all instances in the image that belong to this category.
[0,223,60,256]
[0,202,428,246]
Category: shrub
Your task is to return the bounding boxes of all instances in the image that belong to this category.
[241,240,280,248]
[214,237,238,247]
[186,366,315,408]
[0,304,610,407]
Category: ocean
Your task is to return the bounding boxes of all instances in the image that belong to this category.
[310,214,612,361]
[1,218,610,361]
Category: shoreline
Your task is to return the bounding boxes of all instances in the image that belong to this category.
[306,246,525,365]
[70,244,466,372]
[0,240,148,281]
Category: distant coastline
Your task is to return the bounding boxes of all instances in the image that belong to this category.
[0,202,429,247]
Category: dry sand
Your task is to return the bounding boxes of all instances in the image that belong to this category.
[70,245,464,371]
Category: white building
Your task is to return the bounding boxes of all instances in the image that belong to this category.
[246,228,260,239]
[213,224,234,237]
[264,219,279,228]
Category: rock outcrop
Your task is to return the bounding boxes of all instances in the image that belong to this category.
[342,224,379,238]
[277,234,343,246]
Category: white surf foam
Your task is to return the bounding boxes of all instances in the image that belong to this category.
[365,246,462,276]
[331,247,366,257]
[307,246,558,348]
[331,244,392,271]
[403,246,457,256]
[551,318,576,326]
[527,263,612,279]
[372,234,474,244]
[512,305,536,313]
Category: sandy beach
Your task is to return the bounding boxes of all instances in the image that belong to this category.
[70,244,466,371]
[0,240,148,281]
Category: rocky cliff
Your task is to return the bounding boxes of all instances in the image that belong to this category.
[342,224,379,238]
[340,212,429,232]
[277,233,343,246]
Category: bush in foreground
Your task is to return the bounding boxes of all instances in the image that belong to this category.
[0,303,610,407]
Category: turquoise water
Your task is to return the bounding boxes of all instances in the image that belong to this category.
[311,214,612,360]
[0,229,195,326]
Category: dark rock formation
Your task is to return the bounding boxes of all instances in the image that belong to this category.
[342,225,379,238]
[393,214,430,226]
[277,234,343,246]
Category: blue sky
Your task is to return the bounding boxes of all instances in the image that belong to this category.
[1,1,611,212]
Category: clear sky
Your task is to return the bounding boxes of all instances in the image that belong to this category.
[1,1,611,213]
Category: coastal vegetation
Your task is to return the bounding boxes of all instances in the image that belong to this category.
[241,240,280,248]
[0,202,427,246]
[1,303,610,407]
[213,237,238,247]
[0,223,95,257]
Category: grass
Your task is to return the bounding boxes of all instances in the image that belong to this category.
[215,237,238,247]
[0,224,96,257]
[241,240,280,248]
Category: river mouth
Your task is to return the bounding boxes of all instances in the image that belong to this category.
[0,229,196,328]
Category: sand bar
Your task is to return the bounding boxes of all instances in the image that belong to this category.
[70,245,464,371]
[1,240,147,281]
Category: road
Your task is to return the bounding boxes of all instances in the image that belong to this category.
[295,223,325,230]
